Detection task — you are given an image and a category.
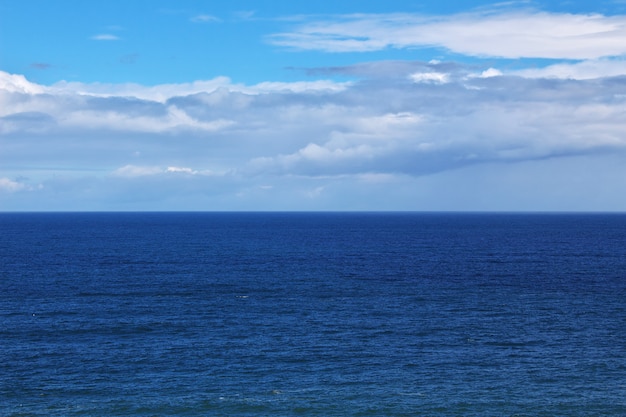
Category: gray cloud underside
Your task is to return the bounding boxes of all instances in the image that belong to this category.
[2,64,626,184]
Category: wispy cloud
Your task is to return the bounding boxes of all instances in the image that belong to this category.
[30,62,53,70]
[47,76,350,102]
[269,10,626,59]
[119,53,139,65]
[512,58,626,79]
[190,14,220,23]
[112,165,220,177]
[234,10,255,20]
[112,165,164,177]
[91,34,121,41]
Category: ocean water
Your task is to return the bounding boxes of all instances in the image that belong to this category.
[1,212,625,416]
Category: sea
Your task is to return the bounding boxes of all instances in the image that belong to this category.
[1,212,625,416]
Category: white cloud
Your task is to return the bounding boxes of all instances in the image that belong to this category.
[112,165,164,177]
[0,177,41,192]
[191,14,220,23]
[3,64,626,210]
[234,10,255,20]
[476,68,503,78]
[512,58,626,79]
[90,34,121,41]
[166,166,196,174]
[304,186,325,199]
[251,80,351,93]
[0,178,26,192]
[409,71,449,84]
[46,76,350,103]
[112,165,221,178]
[269,10,626,59]
[0,71,45,94]
[49,77,235,102]
[165,166,219,175]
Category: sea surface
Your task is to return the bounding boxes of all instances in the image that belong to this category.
[1,212,625,416]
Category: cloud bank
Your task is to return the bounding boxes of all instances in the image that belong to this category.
[3,7,626,210]
[3,64,626,180]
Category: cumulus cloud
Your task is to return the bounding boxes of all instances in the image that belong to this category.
[0,71,46,94]
[476,68,503,78]
[0,178,27,192]
[409,72,450,84]
[0,178,42,192]
[269,10,626,59]
[2,65,626,204]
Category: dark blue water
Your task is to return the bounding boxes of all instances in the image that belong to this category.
[1,212,625,416]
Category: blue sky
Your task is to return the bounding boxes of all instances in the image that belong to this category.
[2,0,626,211]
